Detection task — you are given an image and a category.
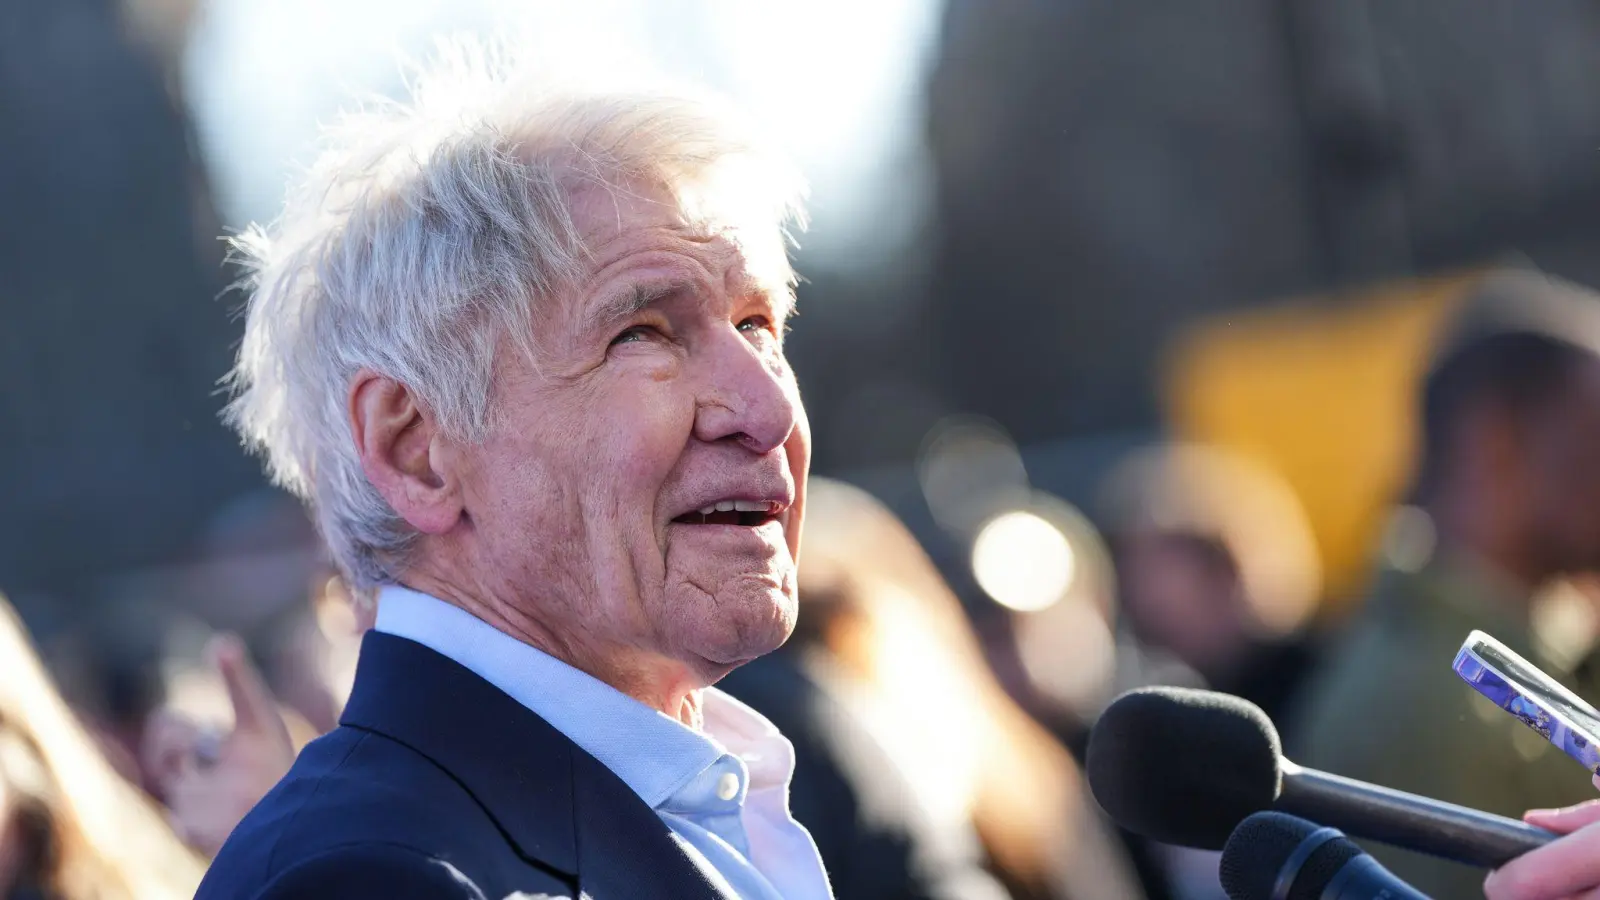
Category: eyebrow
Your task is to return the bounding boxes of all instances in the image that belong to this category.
[582,281,682,336]
[582,278,795,337]
[766,285,797,323]
[726,269,797,324]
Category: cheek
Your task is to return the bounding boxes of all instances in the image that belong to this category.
[599,390,696,491]
[572,387,699,563]
[469,443,572,558]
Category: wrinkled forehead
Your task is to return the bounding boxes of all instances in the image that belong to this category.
[566,175,795,295]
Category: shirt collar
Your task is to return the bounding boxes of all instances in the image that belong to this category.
[703,686,792,795]
[372,585,783,808]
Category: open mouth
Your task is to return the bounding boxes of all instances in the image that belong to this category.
[672,500,783,527]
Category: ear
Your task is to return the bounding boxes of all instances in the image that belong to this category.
[349,370,463,535]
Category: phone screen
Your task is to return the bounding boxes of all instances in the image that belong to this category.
[1477,641,1600,736]
[1457,631,1600,772]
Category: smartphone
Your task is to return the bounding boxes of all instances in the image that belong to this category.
[1454,629,1600,773]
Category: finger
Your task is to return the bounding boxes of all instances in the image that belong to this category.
[1487,821,1600,900]
[1592,772,1600,793]
[211,633,281,737]
[1526,799,1600,835]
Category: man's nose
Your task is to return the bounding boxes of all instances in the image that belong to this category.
[692,329,798,454]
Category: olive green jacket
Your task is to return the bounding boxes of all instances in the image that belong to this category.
[1287,559,1600,899]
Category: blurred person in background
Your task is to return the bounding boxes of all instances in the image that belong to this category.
[1289,268,1600,898]
[144,490,363,777]
[140,562,373,857]
[0,594,204,900]
[1096,443,1323,724]
[1082,447,1322,900]
[139,579,371,858]
[724,478,1145,900]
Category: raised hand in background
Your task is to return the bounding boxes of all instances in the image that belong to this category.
[143,634,297,857]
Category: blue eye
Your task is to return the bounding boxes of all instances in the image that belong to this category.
[738,316,772,334]
[610,325,656,346]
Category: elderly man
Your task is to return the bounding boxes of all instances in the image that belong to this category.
[195,53,829,900]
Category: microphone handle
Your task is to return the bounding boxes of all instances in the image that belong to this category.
[1323,854,1432,900]
[1278,761,1556,868]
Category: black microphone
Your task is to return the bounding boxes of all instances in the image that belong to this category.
[1085,686,1555,868]
[1221,811,1430,900]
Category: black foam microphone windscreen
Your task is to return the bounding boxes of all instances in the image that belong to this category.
[1221,812,1430,900]
[1086,686,1282,849]
[1220,813,1362,900]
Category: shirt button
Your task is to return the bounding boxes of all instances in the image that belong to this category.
[716,772,740,801]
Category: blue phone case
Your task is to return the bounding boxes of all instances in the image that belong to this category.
[1454,631,1600,774]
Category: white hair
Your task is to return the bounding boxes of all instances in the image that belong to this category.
[224,43,808,590]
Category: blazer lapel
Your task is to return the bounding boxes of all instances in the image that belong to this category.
[340,632,735,899]
[569,749,735,900]
[340,632,579,875]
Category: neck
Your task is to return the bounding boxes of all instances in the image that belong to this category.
[397,571,707,727]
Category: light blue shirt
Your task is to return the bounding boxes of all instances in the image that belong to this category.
[374,586,833,900]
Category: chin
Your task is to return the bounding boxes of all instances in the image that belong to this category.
[677,588,797,673]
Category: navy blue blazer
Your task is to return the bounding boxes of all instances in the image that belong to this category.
[195,631,735,899]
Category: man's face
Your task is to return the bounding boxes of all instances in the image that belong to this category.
[445,182,809,687]
[1526,359,1600,575]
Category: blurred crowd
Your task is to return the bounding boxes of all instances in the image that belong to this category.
[11,2,1600,900]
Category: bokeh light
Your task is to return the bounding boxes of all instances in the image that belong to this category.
[970,509,1077,613]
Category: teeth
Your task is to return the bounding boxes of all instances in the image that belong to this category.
[688,499,778,518]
